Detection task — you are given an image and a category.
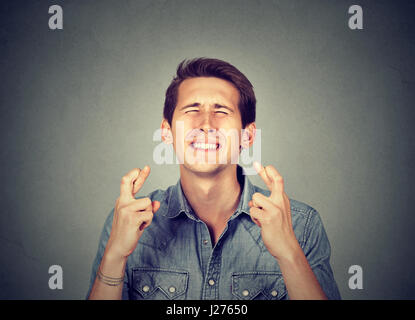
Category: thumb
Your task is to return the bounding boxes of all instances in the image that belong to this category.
[152,201,161,213]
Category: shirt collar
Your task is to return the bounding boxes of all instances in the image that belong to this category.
[163,165,255,220]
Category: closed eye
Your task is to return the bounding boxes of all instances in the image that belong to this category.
[185,110,199,113]
[215,111,228,114]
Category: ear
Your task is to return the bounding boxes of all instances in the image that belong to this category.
[241,122,256,149]
[161,119,173,144]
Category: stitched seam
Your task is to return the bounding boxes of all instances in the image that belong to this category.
[231,271,283,276]
[239,217,267,252]
[131,268,189,299]
[302,208,314,247]
[132,267,188,274]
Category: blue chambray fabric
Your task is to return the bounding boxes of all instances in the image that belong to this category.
[87,166,341,300]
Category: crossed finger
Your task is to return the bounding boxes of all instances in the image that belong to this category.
[253,161,284,204]
[119,166,150,202]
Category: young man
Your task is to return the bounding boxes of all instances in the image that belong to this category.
[87,58,341,300]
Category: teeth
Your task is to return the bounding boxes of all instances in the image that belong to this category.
[192,143,218,150]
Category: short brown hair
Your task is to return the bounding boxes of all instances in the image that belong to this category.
[163,58,256,128]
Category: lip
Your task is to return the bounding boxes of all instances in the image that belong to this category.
[189,141,221,151]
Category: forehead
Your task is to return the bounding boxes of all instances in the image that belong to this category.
[177,77,240,107]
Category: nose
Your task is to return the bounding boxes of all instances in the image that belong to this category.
[202,128,215,134]
[199,111,216,134]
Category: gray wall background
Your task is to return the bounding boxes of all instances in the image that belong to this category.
[0,0,414,299]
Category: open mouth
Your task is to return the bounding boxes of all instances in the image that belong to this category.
[190,142,221,151]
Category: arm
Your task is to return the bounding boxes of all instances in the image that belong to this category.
[249,162,328,300]
[277,248,327,299]
[88,251,128,300]
[87,166,160,300]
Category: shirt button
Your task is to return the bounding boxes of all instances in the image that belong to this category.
[271,290,278,297]
[242,289,249,297]
[203,239,209,245]
[208,279,215,286]
[169,286,176,293]
[142,285,150,292]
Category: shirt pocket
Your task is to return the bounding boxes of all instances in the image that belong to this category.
[231,271,287,300]
[130,267,189,300]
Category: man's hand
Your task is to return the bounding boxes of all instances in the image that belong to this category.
[105,166,160,260]
[248,162,302,262]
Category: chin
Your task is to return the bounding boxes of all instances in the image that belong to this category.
[182,162,226,175]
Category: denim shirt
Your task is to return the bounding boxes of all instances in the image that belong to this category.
[87,166,341,300]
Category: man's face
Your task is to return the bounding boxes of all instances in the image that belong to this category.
[166,77,248,174]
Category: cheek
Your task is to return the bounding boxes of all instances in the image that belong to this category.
[171,124,196,148]
[220,132,242,156]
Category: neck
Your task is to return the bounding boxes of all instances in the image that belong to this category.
[179,165,242,224]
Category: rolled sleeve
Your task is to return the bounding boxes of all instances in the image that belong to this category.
[302,209,341,300]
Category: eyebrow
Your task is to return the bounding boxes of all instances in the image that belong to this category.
[179,103,200,111]
[179,103,234,112]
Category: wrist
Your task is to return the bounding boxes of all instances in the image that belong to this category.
[99,249,128,280]
[103,249,128,265]
[274,244,304,267]
[104,242,130,261]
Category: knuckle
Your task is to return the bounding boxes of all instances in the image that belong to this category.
[147,211,154,220]
[121,175,130,185]
[135,170,143,180]
[135,168,142,179]
[134,177,142,186]
[121,169,140,184]
[135,197,151,208]
[250,207,260,216]
[265,165,274,174]
[140,211,153,221]
[143,197,152,207]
